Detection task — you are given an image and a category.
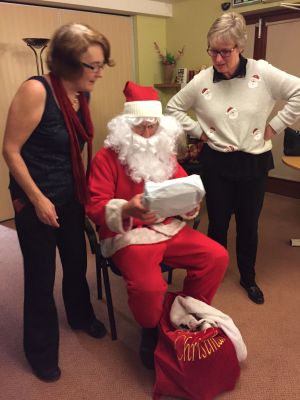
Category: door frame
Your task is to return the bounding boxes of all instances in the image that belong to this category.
[244,7,300,60]
[243,7,300,198]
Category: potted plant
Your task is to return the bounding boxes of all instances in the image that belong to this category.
[154,41,184,83]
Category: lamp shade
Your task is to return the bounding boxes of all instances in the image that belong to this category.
[22,38,49,48]
[22,38,49,75]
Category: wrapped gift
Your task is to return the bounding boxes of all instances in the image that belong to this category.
[143,174,205,218]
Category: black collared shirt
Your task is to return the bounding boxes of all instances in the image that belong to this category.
[213,55,248,83]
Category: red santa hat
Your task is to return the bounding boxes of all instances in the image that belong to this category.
[123,81,162,118]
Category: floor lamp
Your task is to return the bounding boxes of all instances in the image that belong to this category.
[23,38,49,75]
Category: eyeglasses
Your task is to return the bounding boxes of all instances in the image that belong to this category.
[81,62,105,72]
[206,46,237,58]
[133,122,159,133]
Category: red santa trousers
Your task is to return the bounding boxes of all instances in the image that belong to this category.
[111,225,228,328]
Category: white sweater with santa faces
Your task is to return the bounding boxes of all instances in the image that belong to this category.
[166,59,300,154]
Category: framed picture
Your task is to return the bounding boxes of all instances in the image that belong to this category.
[232,0,261,6]
[175,68,188,86]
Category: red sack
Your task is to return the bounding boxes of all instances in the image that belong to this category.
[153,293,240,400]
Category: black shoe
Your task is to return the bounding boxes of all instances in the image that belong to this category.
[139,327,158,370]
[240,280,264,304]
[83,318,107,338]
[72,318,107,338]
[32,366,61,382]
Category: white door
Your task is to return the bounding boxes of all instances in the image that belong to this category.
[265,18,300,182]
[244,13,300,183]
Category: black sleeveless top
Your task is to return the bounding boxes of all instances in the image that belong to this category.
[9,76,85,206]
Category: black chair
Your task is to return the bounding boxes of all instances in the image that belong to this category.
[84,217,174,340]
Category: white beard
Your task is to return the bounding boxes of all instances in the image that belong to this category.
[104,115,183,183]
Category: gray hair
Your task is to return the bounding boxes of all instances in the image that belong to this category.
[207,12,247,50]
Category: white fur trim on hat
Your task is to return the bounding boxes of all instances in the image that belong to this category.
[123,100,162,118]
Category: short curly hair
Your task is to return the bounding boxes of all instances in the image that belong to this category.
[46,22,114,79]
[207,12,247,50]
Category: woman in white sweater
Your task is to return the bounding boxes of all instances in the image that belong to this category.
[166,12,300,304]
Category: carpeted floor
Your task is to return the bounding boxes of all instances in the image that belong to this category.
[0,192,299,400]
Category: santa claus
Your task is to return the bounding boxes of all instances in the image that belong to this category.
[86,81,228,370]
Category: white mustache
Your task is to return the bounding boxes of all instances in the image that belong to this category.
[131,133,161,154]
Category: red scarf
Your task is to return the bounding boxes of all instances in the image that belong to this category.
[50,72,94,204]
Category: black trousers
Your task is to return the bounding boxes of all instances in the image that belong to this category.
[202,171,267,286]
[14,200,95,370]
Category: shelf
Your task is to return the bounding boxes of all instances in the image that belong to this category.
[154,83,181,89]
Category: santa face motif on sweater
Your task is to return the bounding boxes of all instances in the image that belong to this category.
[208,126,217,136]
[248,74,261,89]
[201,87,212,100]
[252,128,262,141]
[226,106,238,120]
[104,115,183,183]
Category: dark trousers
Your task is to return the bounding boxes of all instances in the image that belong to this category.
[202,172,267,285]
[14,200,95,370]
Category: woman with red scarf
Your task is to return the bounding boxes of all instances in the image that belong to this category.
[2,23,114,382]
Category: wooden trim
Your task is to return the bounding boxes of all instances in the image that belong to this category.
[245,8,300,60]
[266,177,300,199]
[253,19,268,59]
[244,8,300,24]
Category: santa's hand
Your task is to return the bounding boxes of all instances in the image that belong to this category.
[140,210,158,225]
[183,204,201,220]
[122,193,157,224]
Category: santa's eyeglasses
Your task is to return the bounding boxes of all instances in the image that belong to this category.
[133,122,159,133]
[128,117,159,131]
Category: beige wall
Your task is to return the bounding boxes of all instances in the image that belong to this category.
[167,0,221,71]
[134,15,167,86]
[134,15,174,107]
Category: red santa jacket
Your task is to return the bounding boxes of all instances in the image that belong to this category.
[86,147,188,257]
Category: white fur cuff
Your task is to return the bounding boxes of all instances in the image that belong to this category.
[105,199,133,234]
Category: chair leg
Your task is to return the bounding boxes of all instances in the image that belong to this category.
[167,269,173,284]
[96,261,103,300]
[101,257,118,340]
